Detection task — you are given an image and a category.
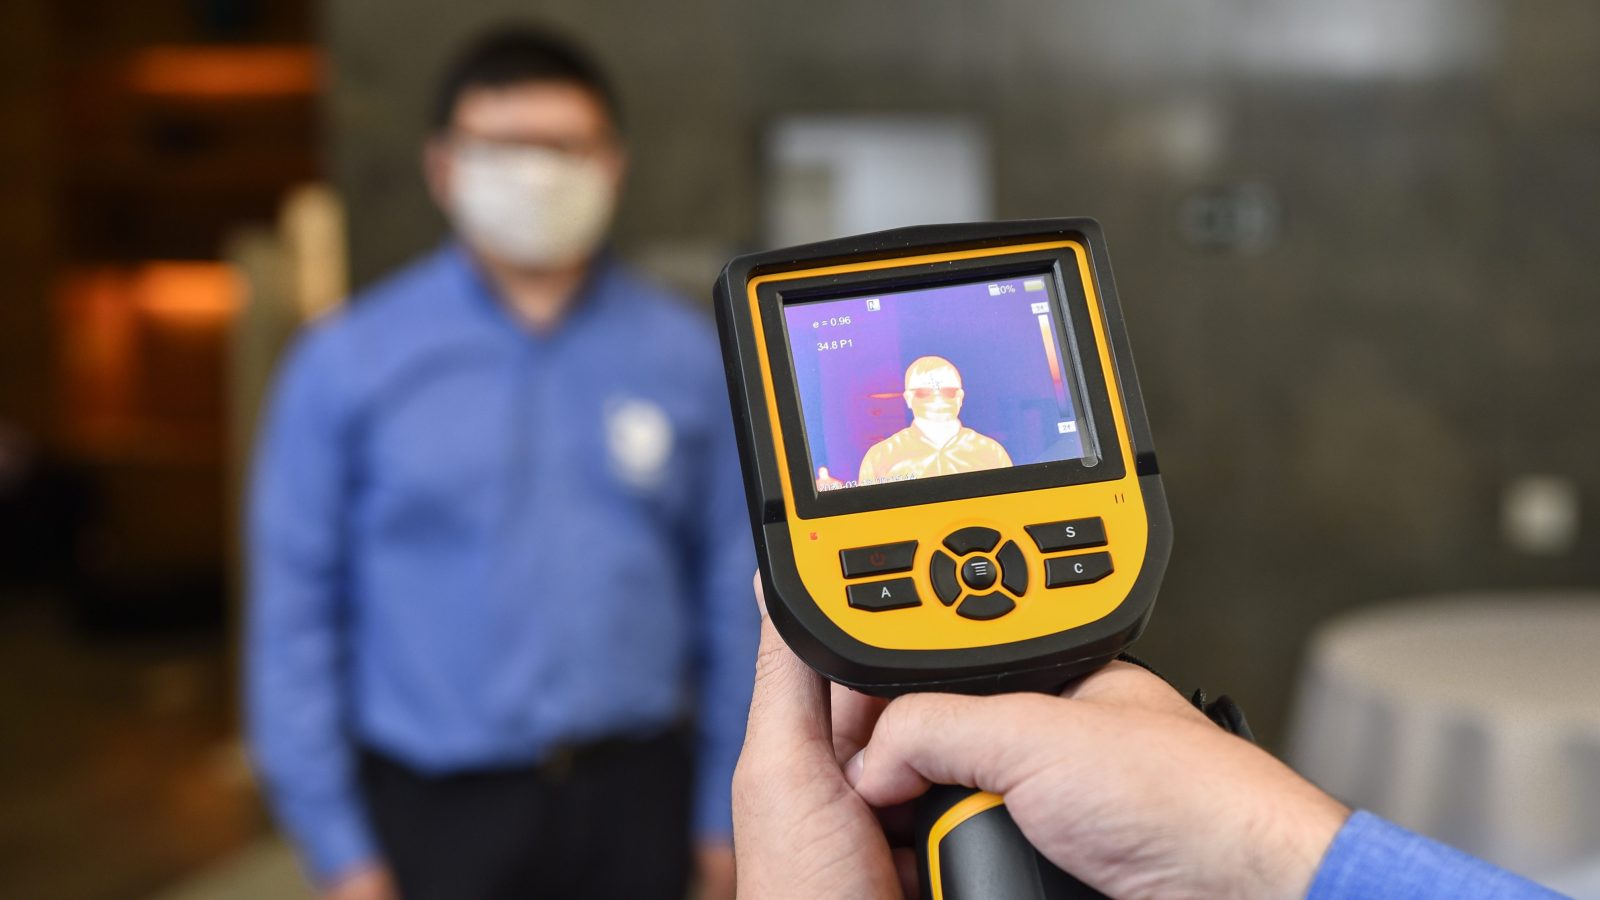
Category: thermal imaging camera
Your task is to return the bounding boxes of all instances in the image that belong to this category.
[715,219,1170,698]
[716,219,1169,899]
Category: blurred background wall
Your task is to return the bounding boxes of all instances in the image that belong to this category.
[1,0,1597,896]
[327,0,1600,744]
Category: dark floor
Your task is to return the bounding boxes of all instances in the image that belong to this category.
[0,589,268,900]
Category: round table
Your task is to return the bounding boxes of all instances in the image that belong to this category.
[1286,592,1600,889]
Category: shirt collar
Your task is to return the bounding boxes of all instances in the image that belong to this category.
[442,240,624,335]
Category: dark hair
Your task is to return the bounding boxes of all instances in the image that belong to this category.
[431,25,620,133]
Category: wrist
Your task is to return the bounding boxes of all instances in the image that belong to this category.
[1253,782,1351,897]
[319,861,395,900]
[323,859,384,888]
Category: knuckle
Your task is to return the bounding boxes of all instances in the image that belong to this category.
[732,753,776,807]
[880,692,954,747]
[751,637,791,684]
[731,757,760,801]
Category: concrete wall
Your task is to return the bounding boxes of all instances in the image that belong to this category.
[326,0,1600,744]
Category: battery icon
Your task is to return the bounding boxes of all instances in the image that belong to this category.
[1024,278,1046,292]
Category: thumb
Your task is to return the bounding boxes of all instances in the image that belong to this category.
[845,692,1073,808]
[744,573,831,751]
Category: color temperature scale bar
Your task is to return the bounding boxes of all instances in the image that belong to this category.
[1037,313,1073,418]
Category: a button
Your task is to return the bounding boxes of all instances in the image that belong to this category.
[1025,518,1107,553]
[956,592,1015,620]
[961,556,997,590]
[846,578,922,611]
[1044,552,1114,588]
[944,526,1000,555]
[996,540,1028,595]
[840,541,918,578]
[929,550,960,606]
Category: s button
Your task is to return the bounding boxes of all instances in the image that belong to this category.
[1025,518,1107,553]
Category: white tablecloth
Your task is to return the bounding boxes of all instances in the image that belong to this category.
[1287,592,1600,890]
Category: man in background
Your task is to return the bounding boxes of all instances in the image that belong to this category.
[247,26,755,900]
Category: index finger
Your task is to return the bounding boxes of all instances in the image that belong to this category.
[831,683,889,764]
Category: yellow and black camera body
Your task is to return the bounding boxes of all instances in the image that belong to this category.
[715,219,1169,696]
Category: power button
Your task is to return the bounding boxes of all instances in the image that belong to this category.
[839,541,918,578]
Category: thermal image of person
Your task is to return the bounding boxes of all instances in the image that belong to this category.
[854,355,1012,485]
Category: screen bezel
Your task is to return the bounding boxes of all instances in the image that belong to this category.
[757,246,1126,519]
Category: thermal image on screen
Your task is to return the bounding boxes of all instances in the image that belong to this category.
[783,274,1089,493]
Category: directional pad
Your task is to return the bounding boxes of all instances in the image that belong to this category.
[996,540,1028,596]
[932,527,1042,621]
[943,526,1000,556]
[929,551,960,606]
[956,592,1015,620]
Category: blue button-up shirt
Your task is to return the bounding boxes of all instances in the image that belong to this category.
[246,245,759,881]
[1310,811,1565,899]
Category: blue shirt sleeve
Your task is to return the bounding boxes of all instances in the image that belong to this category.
[687,373,761,842]
[245,328,377,883]
[1309,811,1567,900]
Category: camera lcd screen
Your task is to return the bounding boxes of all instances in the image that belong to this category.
[782,273,1093,494]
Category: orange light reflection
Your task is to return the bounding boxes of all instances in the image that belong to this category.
[129,45,320,98]
[131,263,243,324]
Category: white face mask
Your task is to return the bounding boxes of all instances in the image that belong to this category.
[447,141,616,269]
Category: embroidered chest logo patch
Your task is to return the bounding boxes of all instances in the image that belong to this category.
[605,396,674,491]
